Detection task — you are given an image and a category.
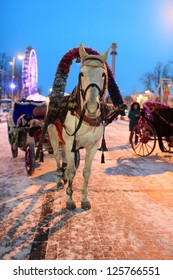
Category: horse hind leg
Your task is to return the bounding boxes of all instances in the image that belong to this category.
[66,152,76,210]
[60,143,67,184]
[48,124,64,189]
[55,168,63,190]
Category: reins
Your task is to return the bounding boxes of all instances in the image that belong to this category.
[63,108,86,136]
[64,59,108,156]
[64,60,108,137]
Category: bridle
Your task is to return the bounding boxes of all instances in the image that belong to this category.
[64,57,108,137]
[78,55,107,101]
[78,72,107,103]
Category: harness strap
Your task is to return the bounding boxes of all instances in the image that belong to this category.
[71,109,102,127]
[63,108,86,136]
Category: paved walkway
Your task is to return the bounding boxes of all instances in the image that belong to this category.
[0,120,173,260]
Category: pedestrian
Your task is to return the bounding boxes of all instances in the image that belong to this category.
[128,102,140,145]
[128,102,140,131]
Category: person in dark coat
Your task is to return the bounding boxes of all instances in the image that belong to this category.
[128,102,140,131]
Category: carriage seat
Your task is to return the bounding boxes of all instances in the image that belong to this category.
[152,107,173,138]
[32,104,47,119]
[12,100,45,127]
[152,107,173,124]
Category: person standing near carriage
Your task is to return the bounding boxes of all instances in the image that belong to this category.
[128,102,140,131]
[128,102,140,145]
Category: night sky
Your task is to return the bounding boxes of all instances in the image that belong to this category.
[1,0,173,96]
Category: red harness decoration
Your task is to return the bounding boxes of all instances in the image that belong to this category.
[54,118,66,144]
[71,109,102,126]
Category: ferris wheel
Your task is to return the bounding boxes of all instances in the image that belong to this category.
[22,46,38,97]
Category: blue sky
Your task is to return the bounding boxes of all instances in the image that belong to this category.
[1,0,173,97]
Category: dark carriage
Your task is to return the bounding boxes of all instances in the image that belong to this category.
[7,99,52,175]
[129,101,173,157]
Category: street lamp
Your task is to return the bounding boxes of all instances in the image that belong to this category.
[9,54,23,101]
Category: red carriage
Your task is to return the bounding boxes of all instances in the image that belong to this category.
[129,101,173,157]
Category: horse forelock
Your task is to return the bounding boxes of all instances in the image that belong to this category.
[81,55,105,68]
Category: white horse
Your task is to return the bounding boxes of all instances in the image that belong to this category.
[48,43,110,210]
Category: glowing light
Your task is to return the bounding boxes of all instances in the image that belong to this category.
[10,83,15,89]
[136,94,148,104]
[161,2,173,29]
[17,54,24,60]
[137,94,143,103]
[156,0,173,42]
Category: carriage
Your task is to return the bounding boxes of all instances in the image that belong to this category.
[129,101,173,157]
[7,99,52,175]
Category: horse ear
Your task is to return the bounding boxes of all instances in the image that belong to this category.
[79,43,88,59]
[101,47,110,62]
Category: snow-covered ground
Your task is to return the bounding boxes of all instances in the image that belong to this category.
[0,119,173,260]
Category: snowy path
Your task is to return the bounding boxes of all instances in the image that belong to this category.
[0,120,173,260]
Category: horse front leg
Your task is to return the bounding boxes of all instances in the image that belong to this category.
[81,144,98,210]
[65,146,76,210]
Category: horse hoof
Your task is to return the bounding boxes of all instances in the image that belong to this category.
[57,182,64,190]
[66,201,76,210]
[81,201,91,210]
[63,179,67,185]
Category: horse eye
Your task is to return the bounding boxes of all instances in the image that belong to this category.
[79,72,84,77]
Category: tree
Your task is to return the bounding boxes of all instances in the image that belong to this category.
[153,62,163,89]
[140,72,154,91]
[0,53,11,99]
[124,95,134,106]
[0,52,24,100]
[140,61,173,93]
[14,64,22,100]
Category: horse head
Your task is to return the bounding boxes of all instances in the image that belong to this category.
[78,43,109,117]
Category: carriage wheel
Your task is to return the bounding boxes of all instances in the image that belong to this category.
[25,143,35,175]
[130,123,157,157]
[75,150,80,169]
[11,143,18,158]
